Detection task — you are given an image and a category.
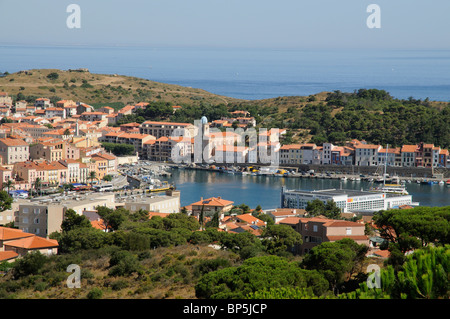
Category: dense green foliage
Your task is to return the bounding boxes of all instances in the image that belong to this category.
[341,245,449,299]
[1,205,449,299]
[373,206,449,252]
[305,199,341,219]
[195,255,329,299]
[101,142,135,156]
[301,90,450,148]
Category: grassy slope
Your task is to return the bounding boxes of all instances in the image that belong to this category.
[0,69,243,107]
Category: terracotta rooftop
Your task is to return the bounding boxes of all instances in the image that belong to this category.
[191,197,234,207]
[4,236,58,249]
[0,227,35,241]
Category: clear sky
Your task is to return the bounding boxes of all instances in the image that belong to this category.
[1,0,449,49]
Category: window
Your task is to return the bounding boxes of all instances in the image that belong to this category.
[346,227,352,235]
[34,208,40,215]
[313,225,318,232]
[23,208,29,214]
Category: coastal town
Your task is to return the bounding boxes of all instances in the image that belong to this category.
[0,89,448,300]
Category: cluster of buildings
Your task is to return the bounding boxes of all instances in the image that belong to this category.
[0,91,430,264]
[280,139,450,168]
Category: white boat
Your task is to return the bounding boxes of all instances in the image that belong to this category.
[341,176,347,181]
[372,184,409,195]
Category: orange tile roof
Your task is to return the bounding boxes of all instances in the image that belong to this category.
[278,217,301,225]
[141,121,191,126]
[0,251,19,261]
[0,137,28,147]
[235,213,265,227]
[118,133,153,140]
[0,227,35,241]
[355,144,380,149]
[3,236,58,249]
[401,145,418,153]
[91,219,110,231]
[191,197,234,207]
[280,144,302,150]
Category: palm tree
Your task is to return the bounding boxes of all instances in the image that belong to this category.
[3,178,13,196]
[34,178,42,197]
[89,171,97,187]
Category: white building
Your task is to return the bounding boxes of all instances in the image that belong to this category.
[355,144,381,166]
[280,187,415,214]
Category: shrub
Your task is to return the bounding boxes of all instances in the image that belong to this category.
[13,252,48,279]
[47,72,59,80]
[111,279,129,291]
[87,287,103,299]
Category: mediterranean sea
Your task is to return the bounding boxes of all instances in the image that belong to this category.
[1,45,450,101]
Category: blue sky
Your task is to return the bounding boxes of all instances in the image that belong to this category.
[1,0,449,49]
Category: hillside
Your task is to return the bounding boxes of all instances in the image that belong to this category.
[1,69,449,148]
[0,69,242,108]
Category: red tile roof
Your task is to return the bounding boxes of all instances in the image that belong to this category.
[4,236,58,249]
[191,197,234,207]
[0,227,34,241]
[0,251,19,262]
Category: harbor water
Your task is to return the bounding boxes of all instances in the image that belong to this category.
[166,168,450,209]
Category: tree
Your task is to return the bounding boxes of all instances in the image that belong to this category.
[2,178,13,195]
[373,206,450,251]
[89,171,97,186]
[195,255,329,299]
[102,175,112,182]
[341,245,450,299]
[199,204,205,230]
[301,239,368,294]
[61,208,92,232]
[96,206,126,231]
[261,224,303,256]
[0,190,13,212]
[306,199,325,216]
[12,251,48,279]
[306,199,342,219]
[33,178,42,197]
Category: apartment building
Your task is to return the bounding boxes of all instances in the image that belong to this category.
[122,194,180,215]
[30,138,65,162]
[16,193,116,237]
[34,98,51,109]
[279,144,302,165]
[0,138,30,164]
[401,145,417,167]
[378,147,402,167]
[139,121,196,139]
[354,144,381,166]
